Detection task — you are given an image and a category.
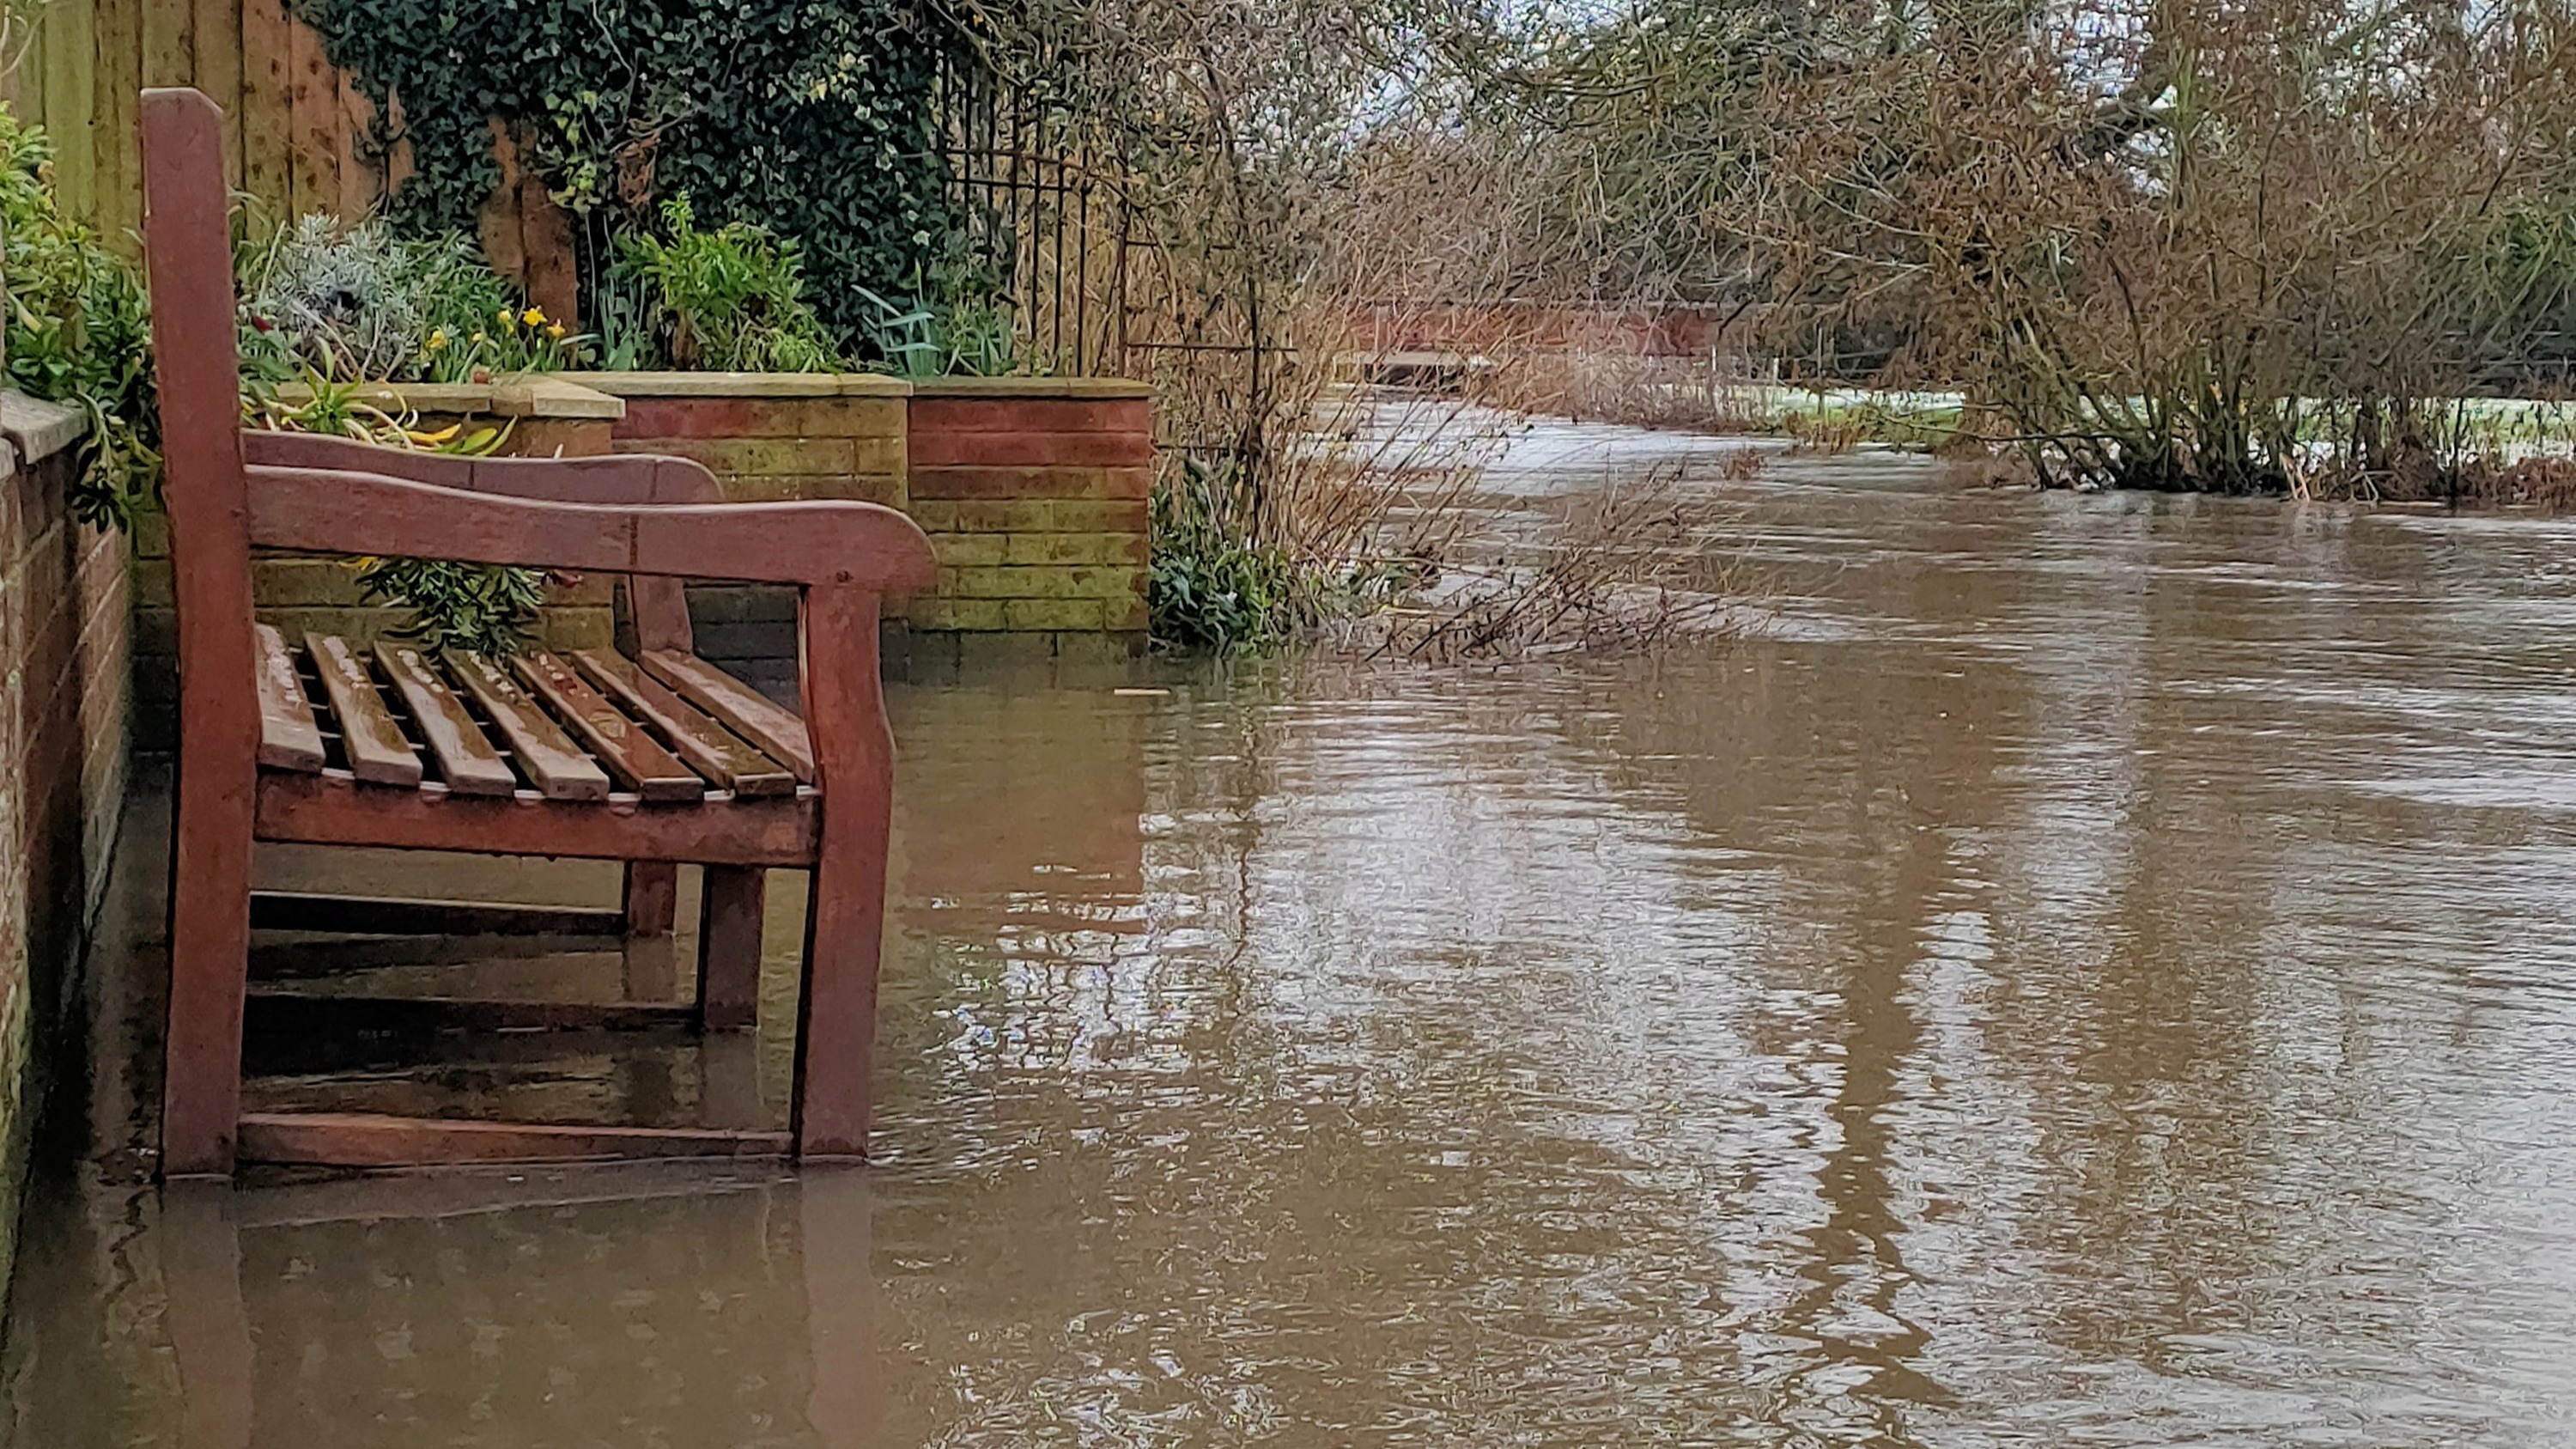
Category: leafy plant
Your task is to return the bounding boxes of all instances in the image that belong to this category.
[586,265,659,371]
[611,193,841,371]
[1,103,159,528]
[349,555,549,658]
[239,216,588,381]
[853,265,1032,378]
[1147,457,1307,652]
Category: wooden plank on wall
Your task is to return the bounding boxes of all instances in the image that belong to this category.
[191,0,244,188]
[34,0,99,223]
[95,0,141,246]
[337,66,373,216]
[0,17,35,119]
[239,0,289,217]
[285,6,335,218]
[142,0,193,87]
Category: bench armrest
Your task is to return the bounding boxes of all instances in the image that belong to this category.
[245,465,939,593]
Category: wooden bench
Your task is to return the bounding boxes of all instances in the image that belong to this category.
[142,87,938,1176]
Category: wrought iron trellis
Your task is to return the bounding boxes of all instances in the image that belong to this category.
[930,39,1128,377]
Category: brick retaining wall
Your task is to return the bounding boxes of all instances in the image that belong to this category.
[586,373,1155,675]
[0,393,131,1297]
[906,378,1152,641]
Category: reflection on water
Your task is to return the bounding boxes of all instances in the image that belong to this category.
[10,425,2576,1446]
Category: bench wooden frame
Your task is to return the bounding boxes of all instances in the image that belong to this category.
[143,88,936,1176]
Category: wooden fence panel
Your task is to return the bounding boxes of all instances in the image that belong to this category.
[3,0,392,248]
[240,0,291,213]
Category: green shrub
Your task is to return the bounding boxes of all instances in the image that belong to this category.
[611,194,841,371]
[1148,458,1309,652]
[853,267,1030,378]
[0,105,158,528]
[350,556,548,659]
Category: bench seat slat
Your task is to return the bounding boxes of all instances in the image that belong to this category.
[448,654,613,802]
[253,624,325,771]
[513,651,706,804]
[572,648,798,798]
[301,633,422,787]
[641,649,815,782]
[377,643,519,796]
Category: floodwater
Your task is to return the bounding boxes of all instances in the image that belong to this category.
[10,418,2576,1446]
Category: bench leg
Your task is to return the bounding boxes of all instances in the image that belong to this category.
[163,774,255,1178]
[696,866,765,1030]
[793,585,893,1160]
[623,861,679,937]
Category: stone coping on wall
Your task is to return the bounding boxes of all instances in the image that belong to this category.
[272,373,1157,409]
[580,371,912,399]
[908,376,1154,399]
[0,392,89,469]
[583,372,1152,399]
[270,375,627,419]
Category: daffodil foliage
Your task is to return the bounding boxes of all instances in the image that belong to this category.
[303,0,957,348]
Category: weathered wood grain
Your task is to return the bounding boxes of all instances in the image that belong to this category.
[377,642,518,795]
[448,652,613,802]
[236,1112,791,1167]
[252,624,324,771]
[513,650,704,803]
[254,770,822,867]
[248,889,624,936]
[574,648,796,797]
[302,632,422,787]
[146,88,261,1178]
[697,866,766,1029]
[791,585,895,1160]
[642,649,817,782]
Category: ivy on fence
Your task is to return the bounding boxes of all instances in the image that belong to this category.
[300,0,960,347]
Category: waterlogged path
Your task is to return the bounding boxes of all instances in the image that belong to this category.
[9,423,2576,1445]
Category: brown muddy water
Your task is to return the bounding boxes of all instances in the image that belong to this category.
[9,420,2576,1446]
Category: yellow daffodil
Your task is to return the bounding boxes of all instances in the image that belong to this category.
[522,307,546,327]
[496,306,514,324]
[471,332,488,344]
[425,328,449,351]
[545,322,566,339]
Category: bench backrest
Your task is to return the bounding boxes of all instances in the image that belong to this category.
[140,87,700,662]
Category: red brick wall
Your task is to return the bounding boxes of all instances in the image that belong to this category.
[906,384,1152,638]
[0,404,132,1287]
[609,393,909,508]
[591,375,1155,674]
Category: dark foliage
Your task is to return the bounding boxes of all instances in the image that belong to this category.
[302,0,960,348]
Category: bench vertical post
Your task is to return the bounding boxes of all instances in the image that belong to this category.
[143,89,263,1178]
[791,584,893,1159]
[619,499,696,940]
[697,866,765,1029]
